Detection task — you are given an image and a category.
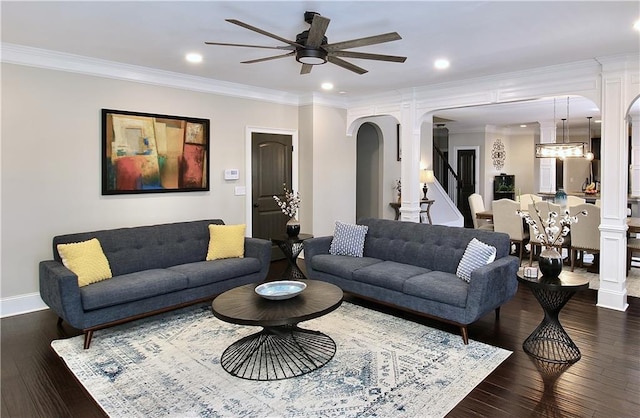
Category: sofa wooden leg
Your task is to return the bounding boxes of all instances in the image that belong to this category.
[83,331,93,349]
[495,307,501,320]
[460,326,469,345]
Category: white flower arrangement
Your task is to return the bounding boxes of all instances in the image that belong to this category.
[273,185,300,218]
[517,201,587,247]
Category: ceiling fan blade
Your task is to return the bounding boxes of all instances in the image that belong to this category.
[306,15,330,47]
[330,50,406,63]
[324,32,402,51]
[241,51,295,64]
[300,64,313,75]
[226,19,304,49]
[327,56,368,75]
[204,41,294,51]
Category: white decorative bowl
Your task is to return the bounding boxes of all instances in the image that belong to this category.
[255,280,307,300]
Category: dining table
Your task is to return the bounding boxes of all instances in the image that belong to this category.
[479,210,640,232]
[475,210,494,220]
[627,217,640,234]
[478,211,640,273]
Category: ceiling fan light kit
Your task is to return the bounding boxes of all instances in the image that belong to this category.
[296,49,327,65]
[205,11,406,75]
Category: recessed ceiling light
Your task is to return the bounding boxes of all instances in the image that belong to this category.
[321,82,334,91]
[634,19,640,31]
[434,59,450,70]
[338,91,347,95]
[186,53,203,63]
[520,125,527,128]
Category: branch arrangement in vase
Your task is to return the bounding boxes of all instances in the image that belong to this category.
[273,185,300,218]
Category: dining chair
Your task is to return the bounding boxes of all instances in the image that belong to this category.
[518,193,542,211]
[527,202,569,266]
[492,199,529,265]
[569,203,600,272]
[468,193,494,230]
[566,195,586,207]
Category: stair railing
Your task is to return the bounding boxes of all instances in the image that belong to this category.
[433,144,464,205]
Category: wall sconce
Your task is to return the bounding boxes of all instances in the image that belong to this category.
[420,169,435,200]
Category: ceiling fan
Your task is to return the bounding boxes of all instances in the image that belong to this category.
[205,11,406,75]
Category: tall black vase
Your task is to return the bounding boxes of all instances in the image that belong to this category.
[286,217,300,237]
[538,247,563,278]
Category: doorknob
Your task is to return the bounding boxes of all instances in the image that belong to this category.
[253,203,259,208]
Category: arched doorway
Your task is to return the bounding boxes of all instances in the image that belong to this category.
[356,122,382,221]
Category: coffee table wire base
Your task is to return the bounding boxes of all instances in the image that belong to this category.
[220,325,336,380]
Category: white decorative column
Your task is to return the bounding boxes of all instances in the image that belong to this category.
[399,98,421,222]
[537,120,557,193]
[597,64,630,312]
[630,114,640,198]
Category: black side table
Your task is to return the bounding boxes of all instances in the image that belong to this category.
[517,269,589,364]
[271,233,313,280]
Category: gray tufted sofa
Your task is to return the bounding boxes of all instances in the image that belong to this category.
[303,218,519,344]
[39,219,271,348]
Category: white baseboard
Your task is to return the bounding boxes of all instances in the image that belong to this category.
[1,293,48,318]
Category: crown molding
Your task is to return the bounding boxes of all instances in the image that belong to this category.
[349,58,606,110]
[0,43,302,106]
[297,92,348,109]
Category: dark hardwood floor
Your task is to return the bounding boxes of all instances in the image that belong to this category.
[2,260,639,417]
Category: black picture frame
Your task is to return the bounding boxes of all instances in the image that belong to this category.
[102,109,210,195]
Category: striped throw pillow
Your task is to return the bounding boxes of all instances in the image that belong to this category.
[456,238,497,283]
[329,221,368,257]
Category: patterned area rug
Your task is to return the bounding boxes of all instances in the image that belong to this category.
[51,302,511,417]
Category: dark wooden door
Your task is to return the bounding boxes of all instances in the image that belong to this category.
[457,149,476,228]
[251,133,292,259]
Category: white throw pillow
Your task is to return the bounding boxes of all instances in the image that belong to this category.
[329,221,368,257]
[456,238,497,283]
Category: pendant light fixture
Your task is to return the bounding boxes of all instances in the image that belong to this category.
[535,96,588,158]
[585,117,594,161]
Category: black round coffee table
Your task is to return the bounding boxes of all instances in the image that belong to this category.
[211,280,343,380]
[517,269,589,364]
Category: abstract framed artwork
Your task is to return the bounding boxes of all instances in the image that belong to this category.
[102,109,210,195]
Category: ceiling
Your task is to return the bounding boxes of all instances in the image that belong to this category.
[2,1,639,128]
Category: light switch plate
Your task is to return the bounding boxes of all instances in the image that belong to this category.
[234,186,246,196]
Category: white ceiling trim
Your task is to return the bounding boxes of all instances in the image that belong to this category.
[1,42,306,106]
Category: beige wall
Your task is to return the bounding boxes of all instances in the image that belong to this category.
[1,63,298,299]
[305,104,353,237]
[506,131,536,196]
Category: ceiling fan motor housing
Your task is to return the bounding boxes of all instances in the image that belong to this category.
[295,30,328,64]
[304,11,320,24]
[296,30,328,47]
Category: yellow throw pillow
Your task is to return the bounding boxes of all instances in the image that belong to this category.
[206,224,246,260]
[57,238,112,287]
